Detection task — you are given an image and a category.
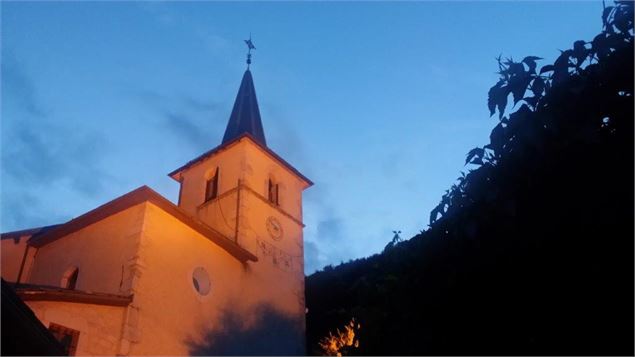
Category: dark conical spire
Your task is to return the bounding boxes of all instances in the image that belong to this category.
[221,69,266,146]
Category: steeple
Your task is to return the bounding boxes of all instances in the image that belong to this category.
[221,70,266,146]
[221,37,266,146]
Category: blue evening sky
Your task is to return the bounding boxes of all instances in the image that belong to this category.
[1,1,602,273]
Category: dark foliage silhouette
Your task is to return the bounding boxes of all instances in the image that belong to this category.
[188,304,304,356]
[306,2,633,355]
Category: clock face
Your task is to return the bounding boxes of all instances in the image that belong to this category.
[266,216,283,241]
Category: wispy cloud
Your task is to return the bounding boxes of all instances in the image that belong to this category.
[316,218,343,242]
[1,51,111,230]
[129,87,226,151]
[304,240,321,274]
[136,2,231,57]
[1,53,45,118]
[164,111,211,150]
[302,182,358,272]
[136,2,178,26]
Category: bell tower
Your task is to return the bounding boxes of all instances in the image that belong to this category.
[167,40,312,336]
[168,66,312,253]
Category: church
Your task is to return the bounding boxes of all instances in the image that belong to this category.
[1,43,312,355]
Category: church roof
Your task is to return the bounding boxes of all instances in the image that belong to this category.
[1,224,62,243]
[221,69,267,147]
[27,186,258,263]
[169,67,312,186]
[168,133,313,187]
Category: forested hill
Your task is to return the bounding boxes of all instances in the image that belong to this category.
[305,2,634,355]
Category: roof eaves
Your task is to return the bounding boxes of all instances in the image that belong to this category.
[143,187,259,262]
[167,138,242,179]
[168,133,313,187]
[13,283,133,307]
[28,186,258,263]
[1,224,63,240]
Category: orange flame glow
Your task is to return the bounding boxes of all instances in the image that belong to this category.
[318,318,361,356]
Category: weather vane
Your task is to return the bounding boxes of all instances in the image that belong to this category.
[245,34,256,69]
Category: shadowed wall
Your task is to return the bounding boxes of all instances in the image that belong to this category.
[188,304,304,356]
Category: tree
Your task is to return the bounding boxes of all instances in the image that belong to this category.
[432,0,633,226]
[307,2,633,355]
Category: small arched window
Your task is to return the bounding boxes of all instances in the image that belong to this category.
[61,267,79,290]
[205,167,220,202]
[268,178,279,206]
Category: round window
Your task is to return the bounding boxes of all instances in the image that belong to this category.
[192,267,211,296]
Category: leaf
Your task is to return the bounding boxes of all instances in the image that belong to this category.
[429,204,443,224]
[553,50,573,83]
[522,56,542,73]
[495,54,506,76]
[465,147,485,165]
[489,122,505,152]
[573,40,586,52]
[497,85,509,120]
[605,32,628,50]
[609,2,633,31]
[523,96,539,108]
[510,74,532,105]
[613,5,632,33]
[605,18,615,33]
[487,80,504,117]
[469,156,484,166]
[602,6,614,26]
[508,62,525,77]
[531,77,545,97]
[554,49,573,69]
[572,40,589,65]
[539,65,555,74]
[592,33,609,59]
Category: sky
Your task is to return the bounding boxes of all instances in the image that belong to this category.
[1,1,603,273]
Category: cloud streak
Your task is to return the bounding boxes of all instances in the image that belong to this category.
[129,87,227,151]
[164,111,211,150]
[1,51,111,230]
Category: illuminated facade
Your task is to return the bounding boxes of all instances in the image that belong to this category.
[1,67,312,355]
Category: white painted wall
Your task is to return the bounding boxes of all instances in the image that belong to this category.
[27,204,146,294]
[5,133,310,355]
[128,201,305,355]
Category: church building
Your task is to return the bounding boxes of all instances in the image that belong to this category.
[1,46,312,355]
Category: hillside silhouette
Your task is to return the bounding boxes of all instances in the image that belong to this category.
[305,2,633,355]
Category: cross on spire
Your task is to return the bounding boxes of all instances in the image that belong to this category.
[245,34,256,69]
